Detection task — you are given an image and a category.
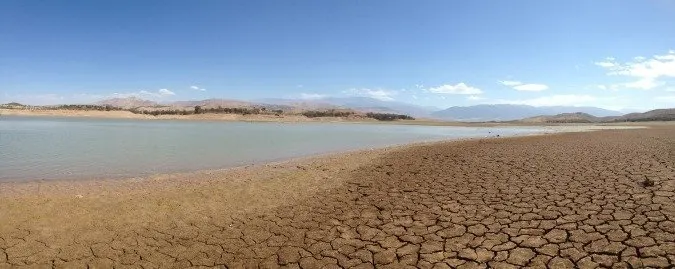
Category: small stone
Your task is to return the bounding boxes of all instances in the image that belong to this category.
[420,241,444,253]
[520,236,547,248]
[506,248,535,266]
[458,249,477,260]
[606,229,628,241]
[468,224,488,236]
[374,249,397,265]
[548,257,574,269]
[492,241,516,251]
[642,257,670,267]
[625,236,656,248]
[544,229,568,243]
[536,244,559,256]
[396,244,420,257]
[577,256,598,269]
[475,248,495,263]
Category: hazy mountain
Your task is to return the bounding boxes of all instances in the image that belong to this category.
[170,99,256,108]
[432,104,623,121]
[521,112,603,123]
[96,97,158,109]
[618,108,675,122]
[521,108,675,123]
[260,97,437,118]
[256,98,341,111]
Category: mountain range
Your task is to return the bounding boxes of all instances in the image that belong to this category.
[89,96,638,122]
[431,104,622,122]
[522,109,675,123]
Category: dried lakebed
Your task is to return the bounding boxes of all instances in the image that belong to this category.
[0,125,673,268]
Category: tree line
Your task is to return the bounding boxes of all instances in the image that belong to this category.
[49,104,123,111]
[1,102,415,121]
[302,109,354,118]
[301,110,414,121]
[129,106,285,116]
[365,112,415,121]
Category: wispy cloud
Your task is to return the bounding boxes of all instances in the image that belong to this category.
[2,88,176,105]
[157,89,175,96]
[190,85,206,91]
[499,80,549,91]
[495,94,597,107]
[115,89,175,98]
[103,89,177,101]
[595,50,675,90]
[499,80,523,86]
[426,83,482,95]
[299,93,326,100]
[345,88,397,101]
[655,95,675,103]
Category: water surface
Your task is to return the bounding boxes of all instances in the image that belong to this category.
[0,116,545,181]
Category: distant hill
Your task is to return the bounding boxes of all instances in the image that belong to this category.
[618,108,675,122]
[0,102,26,108]
[170,99,256,108]
[521,112,603,123]
[432,104,622,121]
[260,97,436,118]
[521,108,675,123]
[96,97,158,109]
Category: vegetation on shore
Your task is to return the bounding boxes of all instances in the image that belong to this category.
[1,103,416,121]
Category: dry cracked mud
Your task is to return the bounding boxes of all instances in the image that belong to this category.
[1,126,675,268]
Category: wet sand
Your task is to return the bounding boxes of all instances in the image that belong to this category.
[1,125,674,268]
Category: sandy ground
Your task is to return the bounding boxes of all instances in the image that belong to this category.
[1,125,674,268]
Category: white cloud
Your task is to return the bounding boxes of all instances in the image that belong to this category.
[346,88,397,101]
[299,93,326,100]
[426,83,482,95]
[467,95,484,101]
[594,58,617,68]
[596,50,675,90]
[497,94,597,107]
[666,87,675,92]
[499,80,523,86]
[190,85,206,91]
[499,80,548,91]
[623,79,664,90]
[3,88,178,106]
[655,95,675,103]
[158,89,175,96]
[110,89,177,99]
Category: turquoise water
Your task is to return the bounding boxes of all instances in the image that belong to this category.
[0,116,545,181]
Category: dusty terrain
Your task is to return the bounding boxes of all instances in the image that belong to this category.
[1,126,675,268]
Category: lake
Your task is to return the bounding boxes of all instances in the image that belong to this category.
[0,116,545,182]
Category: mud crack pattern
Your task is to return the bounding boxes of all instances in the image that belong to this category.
[1,127,675,268]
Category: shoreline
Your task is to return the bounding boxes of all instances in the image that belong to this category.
[4,108,653,127]
[0,124,644,187]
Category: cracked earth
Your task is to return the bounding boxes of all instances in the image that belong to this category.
[1,126,675,268]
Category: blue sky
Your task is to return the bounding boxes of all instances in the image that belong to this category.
[1,0,675,111]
